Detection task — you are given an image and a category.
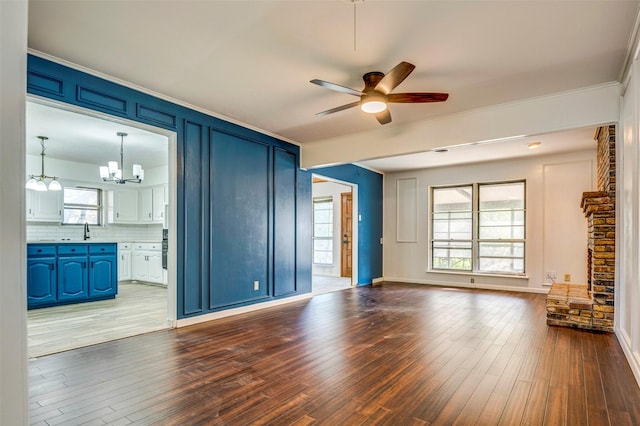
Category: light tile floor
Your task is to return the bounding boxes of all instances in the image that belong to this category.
[27,282,168,358]
[312,275,353,295]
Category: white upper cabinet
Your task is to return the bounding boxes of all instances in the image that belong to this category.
[26,189,63,222]
[107,189,139,223]
[152,185,166,223]
[139,188,153,223]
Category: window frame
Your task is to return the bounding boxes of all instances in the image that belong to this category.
[312,196,334,265]
[429,180,526,276]
[62,186,103,226]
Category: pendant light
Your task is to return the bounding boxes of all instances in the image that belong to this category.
[99,132,144,184]
[26,136,63,192]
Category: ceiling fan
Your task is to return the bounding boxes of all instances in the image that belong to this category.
[311,61,449,125]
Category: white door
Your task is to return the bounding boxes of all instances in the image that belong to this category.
[114,190,139,223]
[118,250,131,281]
[139,188,153,223]
[133,251,149,281]
[152,186,166,222]
[148,252,163,283]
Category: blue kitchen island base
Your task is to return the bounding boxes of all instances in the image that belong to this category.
[27,243,118,310]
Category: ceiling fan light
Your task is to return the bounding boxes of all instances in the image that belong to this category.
[361,99,387,114]
[48,179,62,191]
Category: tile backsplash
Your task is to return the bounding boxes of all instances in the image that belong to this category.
[27,223,163,242]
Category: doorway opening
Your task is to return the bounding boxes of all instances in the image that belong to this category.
[311,174,357,294]
[25,98,177,358]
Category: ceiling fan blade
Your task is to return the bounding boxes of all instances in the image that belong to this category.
[374,62,416,95]
[387,93,449,103]
[375,109,392,125]
[316,101,360,116]
[310,79,363,97]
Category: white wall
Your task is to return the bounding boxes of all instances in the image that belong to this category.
[383,150,595,293]
[311,181,351,277]
[617,56,640,387]
[0,0,29,423]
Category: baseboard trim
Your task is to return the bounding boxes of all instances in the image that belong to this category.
[616,326,640,388]
[176,293,313,328]
[382,277,550,294]
[372,277,384,286]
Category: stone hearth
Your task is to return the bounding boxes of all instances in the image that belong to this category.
[546,125,615,332]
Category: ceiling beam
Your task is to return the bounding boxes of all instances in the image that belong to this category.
[301,83,621,169]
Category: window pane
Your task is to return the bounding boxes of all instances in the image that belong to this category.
[314,239,332,251]
[479,183,524,210]
[478,242,525,273]
[433,186,472,212]
[432,241,472,271]
[64,208,99,225]
[314,251,332,265]
[64,187,98,206]
[313,197,333,264]
[63,187,101,225]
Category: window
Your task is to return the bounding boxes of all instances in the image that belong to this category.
[63,187,102,225]
[313,197,333,264]
[431,181,525,274]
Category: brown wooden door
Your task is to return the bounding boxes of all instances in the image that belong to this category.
[341,192,352,278]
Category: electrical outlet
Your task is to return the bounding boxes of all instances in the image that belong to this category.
[253,280,259,291]
[545,272,557,280]
[470,278,475,284]
[564,274,571,282]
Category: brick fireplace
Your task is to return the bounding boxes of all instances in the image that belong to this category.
[546,125,615,332]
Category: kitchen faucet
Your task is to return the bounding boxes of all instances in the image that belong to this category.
[83,222,90,240]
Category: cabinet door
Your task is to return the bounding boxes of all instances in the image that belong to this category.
[90,255,117,297]
[152,186,166,222]
[114,190,139,223]
[27,189,63,222]
[118,250,131,281]
[27,257,57,307]
[133,252,149,281]
[57,256,88,301]
[148,252,163,283]
[139,188,153,223]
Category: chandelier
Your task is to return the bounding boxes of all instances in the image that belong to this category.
[99,132,144,184]
[26,136,63,192]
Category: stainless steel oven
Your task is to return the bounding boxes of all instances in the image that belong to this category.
[162,228,168,270]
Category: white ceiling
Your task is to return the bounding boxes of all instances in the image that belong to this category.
[26,102,169,168]
[27,1,639,172]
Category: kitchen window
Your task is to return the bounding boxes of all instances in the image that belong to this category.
[63,187,102,225]
[431,180,525,274]
[313,196,333,265]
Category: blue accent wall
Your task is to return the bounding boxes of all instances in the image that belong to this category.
[310,164,383,284]
[25,55,382,308]
[27,54,313,319]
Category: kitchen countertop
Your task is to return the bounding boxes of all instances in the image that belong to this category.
[28,240,161,243]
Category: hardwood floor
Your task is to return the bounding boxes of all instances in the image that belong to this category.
[28,282,168,358]
[29,282,640,425]
[312,275,352,294]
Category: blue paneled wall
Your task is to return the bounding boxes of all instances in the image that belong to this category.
[27,54,314,319]
[311,164,383,284]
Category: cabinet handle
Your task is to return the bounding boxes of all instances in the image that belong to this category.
[49,264,55,271]
[82,262,87,269]
[91,261,95,268]
[149,213,152,218]
[59,210,61,215]
[29,208,32,215]
[117,212,120,218]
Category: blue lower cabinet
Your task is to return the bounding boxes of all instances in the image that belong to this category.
[89,255,117,297]
[27,243,118,309]
[27,257,57,308]
[57,256,89,302]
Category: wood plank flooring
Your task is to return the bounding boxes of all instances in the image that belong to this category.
[28,282,168,358]
[28,282,640,425]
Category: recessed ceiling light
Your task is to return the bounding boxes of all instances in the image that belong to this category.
[528,142,542,149]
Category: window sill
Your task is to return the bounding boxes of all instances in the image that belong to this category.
[426,269,529,280]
